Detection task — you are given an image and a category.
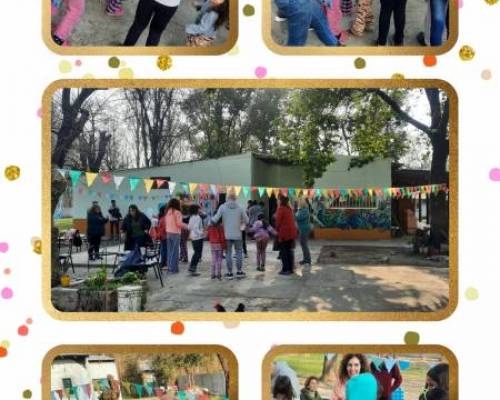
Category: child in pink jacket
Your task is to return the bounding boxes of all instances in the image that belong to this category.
[51,0,85,46]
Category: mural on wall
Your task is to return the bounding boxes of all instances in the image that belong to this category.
[315,200,391,230]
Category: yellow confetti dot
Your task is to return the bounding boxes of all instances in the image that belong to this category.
[391,73,405,80]
[58,60,72,74]
[23,389,32,399]
[222,321,240,329]
[481,69,492,80]
[465,287,479,300]
[459,45,475,61]
[82,73,95,79]
[108,56,121,68]
[4,165,20,181]
[354,57,366,69]
[228,45,240,55]
[484,0,498,4]
[119,67,134,79]
[33,240,42,255]
[0,340,10,349]
[243,4,255,16]
[404,331,420,345]
[157,55,173,71]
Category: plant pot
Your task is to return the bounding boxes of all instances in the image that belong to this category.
[78,288,118,312]
[60,274,71,287]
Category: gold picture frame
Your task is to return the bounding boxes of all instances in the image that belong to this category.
[42,344,239,400]
[262,1,458,56]
[42,78,458,321]
[262,344,458,400]
[42,0,239,56]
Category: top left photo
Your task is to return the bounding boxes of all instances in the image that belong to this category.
[43,0,239,55]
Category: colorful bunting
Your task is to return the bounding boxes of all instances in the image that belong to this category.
[189,182,198,194]
[210,184,218,195]
[156,178,166,188]
[128,177,140,192]
[144,179,154,193]
[384,357,396,372]
[398,360,411,371]
[169,181,177,193]
[56,168,67,178]
[242,186,250,198]
[258,187,265,197]
[85,172,98,187]
[113,175,124,190]
[69,170,82,187]
[234,185,242,196]
[178,390,186,400]
[101,172,112,184]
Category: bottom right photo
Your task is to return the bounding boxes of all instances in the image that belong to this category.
[264,346,457,400]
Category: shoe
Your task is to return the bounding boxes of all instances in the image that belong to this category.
[244,253,248,258]
[190,272,200,277]
[279,270,292,275]
[224,272,234,280]
[211,275,217,280]
[274,15,287,22]
[299,260,306,265]
[218,275,222,281]
[107,6,124,17]
[236,271,246,278]
[417,31,427,47]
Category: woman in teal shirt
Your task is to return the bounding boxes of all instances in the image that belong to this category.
[295,198,312,265]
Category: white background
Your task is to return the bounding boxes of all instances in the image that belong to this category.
[0,0,499,398]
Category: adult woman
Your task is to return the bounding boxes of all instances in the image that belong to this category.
[295,198,312,266]
[275,196,298,275]
[121,204,152,251]
[300,376,322,400]
[332,354,370,400]
[419,363,449,400]
[87,205,108,261]
[165,198,188,273]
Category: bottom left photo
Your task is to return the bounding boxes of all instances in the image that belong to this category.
[42,346,238,400]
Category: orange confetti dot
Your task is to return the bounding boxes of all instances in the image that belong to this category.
[18,325,29,336]
[3,268,11,275]
[0,347,7,357]
[26,318,33,325]
[171,321,185,335]
[423,55,437,67]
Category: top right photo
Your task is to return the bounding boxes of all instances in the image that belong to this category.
[265,0,457,55]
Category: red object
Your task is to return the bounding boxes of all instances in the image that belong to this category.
[275,205,298,242]
[101,173,113,184]
[18,325,29,336]
[158,216,167,241]
[371,363,402,399]
[207,225,226,247]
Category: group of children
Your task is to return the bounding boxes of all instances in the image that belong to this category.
[274,0,449,47]
[272,356,449,400]
[51,0,229,47]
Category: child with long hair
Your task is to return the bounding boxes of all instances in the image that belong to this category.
[187,204,205,276]
[51,0,85,46]
[207,218,226,280]
[249,214,276,272]
[186,0,229,47]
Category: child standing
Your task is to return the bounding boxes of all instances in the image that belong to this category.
[185,0,229,47]
[207,219,225,280]
[180,203,190,263]
[188,204,205,276]
[350,0,374,37]
[51,0,85,46]
[376,0,408,46]
[123,0,181,46]
[250,214,276,272]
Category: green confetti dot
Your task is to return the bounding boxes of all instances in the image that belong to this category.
[465,287,479,300]
[243,4,255,16]
[404,331,420,345]
[354,57,366,69]
[23,389,32,399]
[108,56,121,69]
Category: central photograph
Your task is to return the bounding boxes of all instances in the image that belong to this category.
[43,80,457,320]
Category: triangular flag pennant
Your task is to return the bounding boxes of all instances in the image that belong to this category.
[322,189,329,198]
[258,187,265,198]
[69,170,82,187]
[398,360,411,371]
[63,389,71,399]
[101,172,112,184]
[384,357,396,372]
[266,187,273,197]
[83,383,92,398]
[85,172,98,187]
[56,389,64,400]
[210,184,218,195]
[114,176,124,190]
[234,186,242,196]
[370,356,383,370]
[189,182,198,194]
[181,183,188,194]
[315,188,322,198]
[242,186,250,198]
[289,187,296,197]
[129,178,140,192]
[251,186,258,192]
[71,386,80,400]
[280,188,288,197]
[156,178,166,188]
[144,179,154,193]
[217,184,224,193]
[56,168,67,178]
[178,390,186,400]
[51,391,61,400]
[295,188,302,197]
[226,185,233,194]
[273,188,280,197]
[169,181,177,193]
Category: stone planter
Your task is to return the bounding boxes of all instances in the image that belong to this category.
[79,288,118,312]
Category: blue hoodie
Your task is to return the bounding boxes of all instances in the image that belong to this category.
[211,200,249,241]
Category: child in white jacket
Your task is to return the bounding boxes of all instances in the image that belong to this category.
[188,204,205,276]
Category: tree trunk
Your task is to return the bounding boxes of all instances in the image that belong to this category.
[51,167,69,287]
[319,354,337,383]
[216,354,230,397]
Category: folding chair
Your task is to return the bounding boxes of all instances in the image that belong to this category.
[58,238,75,273]
[143,241,164,288]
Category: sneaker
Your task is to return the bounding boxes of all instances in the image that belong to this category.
[190,272,200,277]
[244,253,248,258]
[274,15,287,22]
[417,31,427,47]
[225,272,234,280]
[236,271,246,278]
[211,275,217,280]
[107,6,125,17]
[279,270,293,275]
[218,274,222,281]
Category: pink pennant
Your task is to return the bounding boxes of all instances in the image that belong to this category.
[101,173,112,184]
[156,179,166,188]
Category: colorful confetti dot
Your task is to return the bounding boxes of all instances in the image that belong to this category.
[484,0,499,4]
[354,57,366,69]
[481,69,492,80]
[119,67,134,79]
[1,287,13,299]
[1,340,10,349]
[33,240,42,255]
[22,389,32,399]
[391,73,405,80]
[456,0,463,8]
[18,325,29,336]
[157,55,173,71]
[4,165,21,181]
[459,45,475,61]
[75,59,82,67]
[222,321,240,329]
[26,318,33,325]
[423,55,437,67]
[489,168,500,181]
[404,331,420,345]
[0,242,9,253]
[3,268,11,275]
[243,4,255,16]
[0,347,7,358]
[171,321,185,335]
[255,66,267,79]
[228,45,240,55]
[108,56,121,69]
[465,287,479,300]
[58,60,72,74]
[37,108,42,118]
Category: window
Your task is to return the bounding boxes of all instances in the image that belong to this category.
[62,378,73,389]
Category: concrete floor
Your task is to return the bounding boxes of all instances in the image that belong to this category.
[52,0,229,46]
[65,239,449,313]
[271,0,430,47]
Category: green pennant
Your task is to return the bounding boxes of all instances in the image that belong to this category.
[129,178,140,192]
[258,187,265,198]
[289,187,296,197]
[69,170,82,187]
[182,183,189,193]
[242,186,250,198]
[315,188,322,198]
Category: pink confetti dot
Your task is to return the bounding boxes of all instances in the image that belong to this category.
[490,168,500,181]
[0,242,9,253]
[255,66,267,79]
[36,108,42,118]
[26,318,33,325]
[1,287,13,299]
[75,59,82,67]
[456,0,463,8]
[3,268,11,275]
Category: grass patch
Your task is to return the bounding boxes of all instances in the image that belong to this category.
[54,218,73,231]
[275,354,324,378]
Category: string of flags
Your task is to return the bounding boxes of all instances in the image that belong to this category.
[56,168,448,200]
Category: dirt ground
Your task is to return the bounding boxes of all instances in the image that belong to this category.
[51,0,229,46]
[271,0,433,47]
[65,239,449,313]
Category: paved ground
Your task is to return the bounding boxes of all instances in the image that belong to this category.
[52,0,229,46]
[65,238,449,313]
[271,0,429,47]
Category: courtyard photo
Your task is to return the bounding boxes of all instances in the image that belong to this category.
[46,82,456,315]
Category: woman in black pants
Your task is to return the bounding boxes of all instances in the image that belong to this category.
[376,0,408,46]
[124,0,180,46]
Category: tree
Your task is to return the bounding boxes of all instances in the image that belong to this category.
[216,354,230,396]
